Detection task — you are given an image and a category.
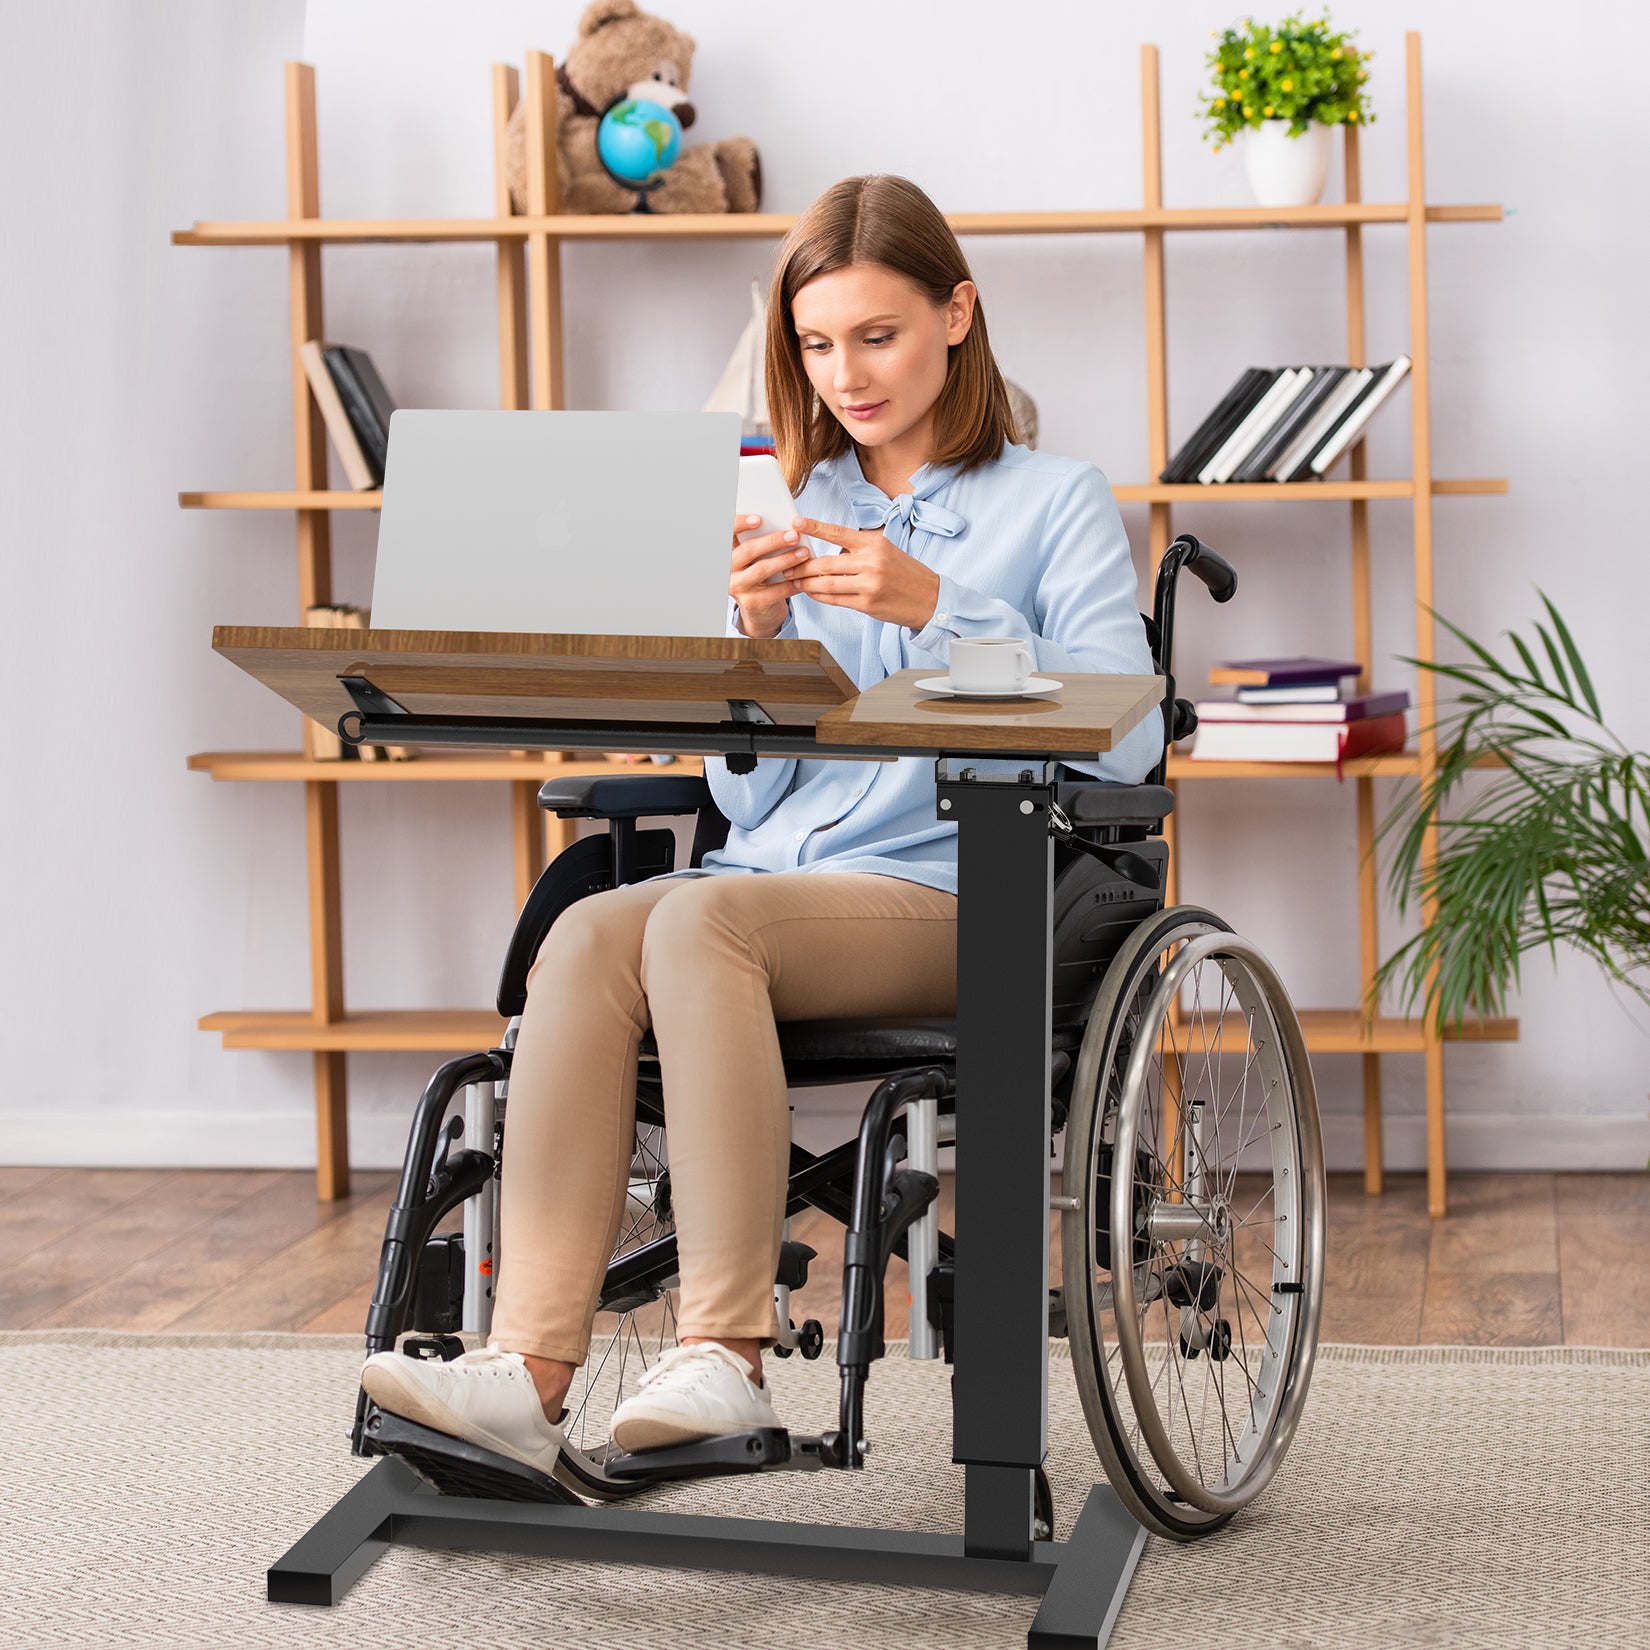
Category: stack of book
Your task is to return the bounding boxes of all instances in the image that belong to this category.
[300,341,397,489]
[1188,657,1409,772]
[1160,356,1412,484]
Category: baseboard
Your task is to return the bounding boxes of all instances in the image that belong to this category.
[2,1106,1646,1175]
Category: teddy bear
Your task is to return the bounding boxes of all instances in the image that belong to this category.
[505,0,761,216]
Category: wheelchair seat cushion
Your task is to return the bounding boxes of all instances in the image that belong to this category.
[637,1016,1083,1072]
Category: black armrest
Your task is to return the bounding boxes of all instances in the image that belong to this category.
[1056,780,1175,827]
[536,775,715,819]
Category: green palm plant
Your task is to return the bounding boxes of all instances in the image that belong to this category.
[1371,594,1650,1035]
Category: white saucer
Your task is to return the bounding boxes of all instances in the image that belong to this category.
[914,675,1063,699]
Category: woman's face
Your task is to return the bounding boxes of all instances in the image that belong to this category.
[790,263,976,453]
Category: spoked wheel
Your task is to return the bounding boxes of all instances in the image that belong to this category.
[551,1119,683,1501]
[1062,907,1325,1540]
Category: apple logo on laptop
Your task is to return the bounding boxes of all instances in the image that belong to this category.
[533,509,572,551]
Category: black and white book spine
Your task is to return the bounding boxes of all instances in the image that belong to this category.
[1233,367,1348,483]
[1309,355,1413,475]
[1160,367,1270,483]
[1199,369,1304,484]
[1274,367,1374,481]
[323,347,391,479]
[300,340,376,490]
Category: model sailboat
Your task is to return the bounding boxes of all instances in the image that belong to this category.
[704,280,773,453]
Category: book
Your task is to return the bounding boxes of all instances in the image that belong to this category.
[322,345,396,482]
[1273,367,1373,481]
[1188,712,1407,769]
[1236,683,1342,704]
[1195,690,1410,724]
[300,340,377,490]
[1309,355,1413,475]
[1208,656,1362,687]
[1159,367,1273,483]
[1211,367,1320,483]
[1232,366,1349,483]
[1199,368,1310,484]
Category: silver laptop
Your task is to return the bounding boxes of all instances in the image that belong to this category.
[369,410,741,635]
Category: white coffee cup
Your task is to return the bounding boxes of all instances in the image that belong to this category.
[948,636,1035,693]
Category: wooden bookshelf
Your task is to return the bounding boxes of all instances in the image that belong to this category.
[180,35,1503,1213]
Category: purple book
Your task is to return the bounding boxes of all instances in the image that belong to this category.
[1208,656,1362,687]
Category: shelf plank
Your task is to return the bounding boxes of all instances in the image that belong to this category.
[202,1005,1518,1055]
[181,479,1508,513]
[1169,1008,1519,1053]
[200,1010,508,1051]
[171,202,1504,247]
[1113,478,1507,503]
[1166,751,1421,778]
[180,490,381,510]
[188,751,705,782]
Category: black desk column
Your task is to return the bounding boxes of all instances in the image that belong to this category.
[941,771,1053,1562]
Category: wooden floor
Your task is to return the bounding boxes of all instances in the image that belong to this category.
[2,1166,1645,1347]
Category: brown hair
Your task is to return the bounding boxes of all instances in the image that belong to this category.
[764,175,1018,494]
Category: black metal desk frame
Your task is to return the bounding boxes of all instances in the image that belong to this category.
[267,685,1149,1648]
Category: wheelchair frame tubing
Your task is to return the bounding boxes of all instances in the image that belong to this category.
[363,1050,504,1356]
[834,1067,948,1465]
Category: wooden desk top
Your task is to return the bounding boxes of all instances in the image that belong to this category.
[212,626,859,732]
[817,669,1163,754]
[212,627,1164,757]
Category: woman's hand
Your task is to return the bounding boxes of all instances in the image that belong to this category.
[729,515,809,640]
[789,517,942,631]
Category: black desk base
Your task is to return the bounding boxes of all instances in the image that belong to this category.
[269,1455,1147,1647]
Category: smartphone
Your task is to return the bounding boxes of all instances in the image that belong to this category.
[735,453,801,586]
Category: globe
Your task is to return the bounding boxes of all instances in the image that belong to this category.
[596,97,683,190]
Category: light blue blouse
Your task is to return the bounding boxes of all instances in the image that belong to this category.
[680,440,1164,898]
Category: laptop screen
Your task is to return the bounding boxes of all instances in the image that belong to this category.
[369,410,741,637]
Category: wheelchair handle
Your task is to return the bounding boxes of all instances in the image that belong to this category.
[1175,534,1237,604]
[1148,533,1239,789]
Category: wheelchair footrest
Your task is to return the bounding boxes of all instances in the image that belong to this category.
[359,1399,585,1505]
[602,1427,831,1485]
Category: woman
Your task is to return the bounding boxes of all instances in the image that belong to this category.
[361,174,1163,1474]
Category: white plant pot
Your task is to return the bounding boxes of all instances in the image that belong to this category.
[1243,118,1334,207]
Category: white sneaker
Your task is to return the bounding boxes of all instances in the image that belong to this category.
[360,1344,562,1477]
[610,1342,782,1452]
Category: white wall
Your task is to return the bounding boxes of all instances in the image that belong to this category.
[3,0,1646,1173]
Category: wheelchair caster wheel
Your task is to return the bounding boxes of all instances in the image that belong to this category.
[1208,1318,1232,1363]
[1033,1464,1054,1543]
[773,1317,797,1358]
[1177,1319,1232,1363]
[797,1319,824,1360]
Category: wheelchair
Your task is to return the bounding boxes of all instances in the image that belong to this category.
[353,532,1326,1545]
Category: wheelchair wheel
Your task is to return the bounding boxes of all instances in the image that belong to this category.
[552,1120,682,1499]
[1061,907,1325,1541]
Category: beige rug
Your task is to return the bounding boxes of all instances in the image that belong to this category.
[2,1331,1645,1648]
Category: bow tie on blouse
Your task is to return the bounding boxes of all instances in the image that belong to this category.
[842,479,967,551]
[838,475,968,673]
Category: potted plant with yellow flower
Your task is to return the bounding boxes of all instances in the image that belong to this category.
[1202,13,1374,207]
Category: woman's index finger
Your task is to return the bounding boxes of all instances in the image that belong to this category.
[790,515,851,546]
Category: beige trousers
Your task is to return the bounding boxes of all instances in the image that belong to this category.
[489,869,959,1364]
